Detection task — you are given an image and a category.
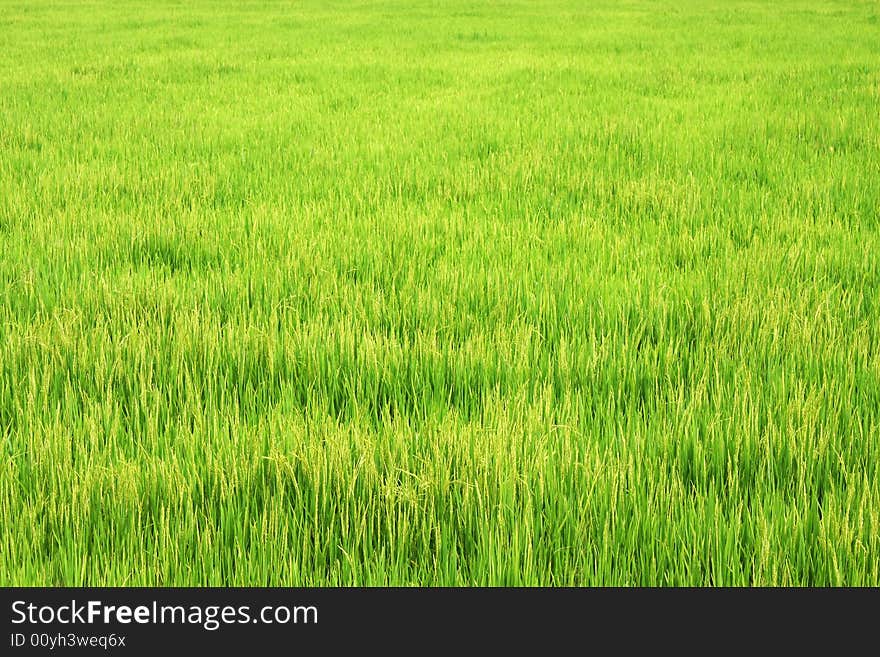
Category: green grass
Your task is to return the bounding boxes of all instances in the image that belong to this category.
[1,0,879,586]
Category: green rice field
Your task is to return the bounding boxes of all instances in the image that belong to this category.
[1,0,879,585]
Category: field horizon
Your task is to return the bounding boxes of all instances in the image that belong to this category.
[1,0,878,585]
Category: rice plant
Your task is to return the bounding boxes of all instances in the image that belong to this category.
[1,0,878,585]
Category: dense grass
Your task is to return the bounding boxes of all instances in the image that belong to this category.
[1,0,879,585]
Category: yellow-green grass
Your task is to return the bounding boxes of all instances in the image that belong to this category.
[1,0,878,585]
